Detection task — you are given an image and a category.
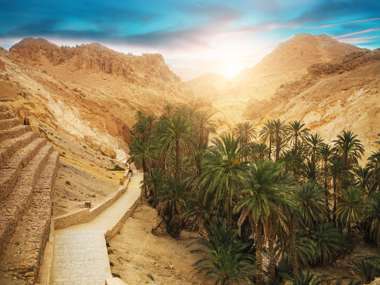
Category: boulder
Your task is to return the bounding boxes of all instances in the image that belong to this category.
[100,145,116,159]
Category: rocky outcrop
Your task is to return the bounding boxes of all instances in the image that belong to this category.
[187,34,363,124]
[9,38,180,87]
[0,103,60,284]
[0,37,189,162]
[245,49,380,153]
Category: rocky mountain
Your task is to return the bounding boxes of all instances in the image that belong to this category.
[187,34,379,154]
[0,38,189,161]
[188,34,363,124]
[233,34,360,101]
[245,49,380,154]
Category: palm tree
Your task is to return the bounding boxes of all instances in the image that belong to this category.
[305,133,324,181]
[310,223,345,265]
[156,177,188,238]
[260,120,275,160]
[272,119,288,161]
[158,111,192,181]
[333,130,364,189]
[353,166,372,193]
[336,187,364,234]
[192,223,255,285]
[200,134,246,223]
[192,110,215,175]
[295,182,327,227]
[235,161,291,284]
[292,271,322,285]
[353,256,380,283]
[320,143,333,211]
[234,121,256,145]
[366,192,380,246]
[247,142,267,162]
[368,151,380,194]
[288,120,309,153]
[330,154,344,222]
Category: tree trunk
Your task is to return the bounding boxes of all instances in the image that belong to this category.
[267,234,277,283]
[275,133,280,161]
[290,217,299,277]
[175,138,180,182]
[268,135,272,160]
[333,176,337,223]
[142,158,149,198]
[324,161,329,218]
[255,223,264,285]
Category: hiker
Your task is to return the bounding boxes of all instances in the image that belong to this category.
[128,168,133,178]
[23,117,30,125]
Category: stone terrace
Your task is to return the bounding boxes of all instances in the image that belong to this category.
[0,103,60,284]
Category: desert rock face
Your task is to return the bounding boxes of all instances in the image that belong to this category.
[187,34,363,125]
[10,38,180,86]
[245,49,380,154]
[187,34,379,154]
[233,34,361,101]
[0,38,189,161]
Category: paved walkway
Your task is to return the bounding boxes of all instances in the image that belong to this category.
[52,173,142,285]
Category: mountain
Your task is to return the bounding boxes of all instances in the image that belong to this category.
[187,34,379,153]
[233,34,361,101]
[187,34,362,124]
[245,49,380,154]
[0,38,190,161]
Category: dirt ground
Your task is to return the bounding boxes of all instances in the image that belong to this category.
[53,157,124,216]
[109,204,211,285]
[47,124,125,216]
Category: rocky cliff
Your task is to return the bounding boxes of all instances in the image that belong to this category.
[0,38,189,161]
[245,49,380,153]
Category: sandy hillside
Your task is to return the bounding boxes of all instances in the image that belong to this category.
[245,49,380,154]
[187,34,361,124]
[109,204,211,285]
[0,38,192,215]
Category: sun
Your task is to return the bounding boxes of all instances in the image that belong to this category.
[219,59,245,79]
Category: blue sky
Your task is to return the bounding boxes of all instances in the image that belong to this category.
[0,0,379,78]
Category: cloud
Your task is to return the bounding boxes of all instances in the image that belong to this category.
[316,17,380,29]
[295,0,380,23]
[335,28,380,39]
[338,35,380,44]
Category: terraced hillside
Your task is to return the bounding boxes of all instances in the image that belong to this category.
[0,102,60,284]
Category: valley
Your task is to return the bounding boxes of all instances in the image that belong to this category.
[0,33,379,285]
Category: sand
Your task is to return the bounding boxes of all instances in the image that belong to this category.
[109,204,211,285]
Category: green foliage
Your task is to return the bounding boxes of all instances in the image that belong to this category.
[353,256,380,283]
[192,223,255,285]
[310,223,347,265]
[294,182,327,227]
[336,187,364,232]
[291,271,322,285]
[128,106,379,283]
[200,133,246,220]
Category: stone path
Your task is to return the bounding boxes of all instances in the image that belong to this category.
[52,173,142,285]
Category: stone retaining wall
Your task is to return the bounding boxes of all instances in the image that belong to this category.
[105,194,140,241]
[54,178,131,230]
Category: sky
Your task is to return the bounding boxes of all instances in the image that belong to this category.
[0,0,379,79]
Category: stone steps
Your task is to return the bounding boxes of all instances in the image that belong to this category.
[0,118,20,131]
[0,144,53,256]
[0,136,45,202]
[0,151,59,284]
[0,125,31,143]
[0,110,15,120]
[0,104,10,112]
[0,103,59,285]
[0,131,37,165]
